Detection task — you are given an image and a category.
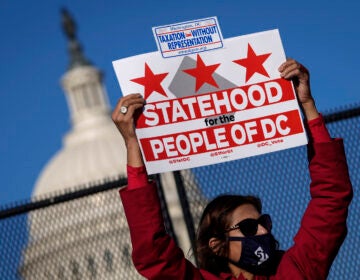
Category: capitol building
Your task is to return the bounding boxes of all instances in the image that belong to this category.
[19,9,202,279]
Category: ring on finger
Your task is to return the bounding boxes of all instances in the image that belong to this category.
[120,105,128,114]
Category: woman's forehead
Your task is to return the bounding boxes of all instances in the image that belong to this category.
[229,204,260,224]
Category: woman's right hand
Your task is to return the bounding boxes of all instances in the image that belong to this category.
[112,93,145,167]
[112,93,145,144]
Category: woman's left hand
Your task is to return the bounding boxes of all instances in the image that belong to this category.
[278,58,319,120]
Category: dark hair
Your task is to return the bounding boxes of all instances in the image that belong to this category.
[195,194,262,275]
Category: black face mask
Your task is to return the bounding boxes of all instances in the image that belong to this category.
[228,233,279,276]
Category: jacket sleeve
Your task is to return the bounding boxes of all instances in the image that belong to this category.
[119,182,204,280]
[283,139,353,279]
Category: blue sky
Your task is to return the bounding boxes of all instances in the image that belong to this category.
[1,0,359,206]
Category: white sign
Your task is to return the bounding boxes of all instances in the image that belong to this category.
[113,28,308,174]
[152,17,224,58]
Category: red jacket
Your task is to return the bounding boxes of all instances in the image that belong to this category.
[120,139,352,279]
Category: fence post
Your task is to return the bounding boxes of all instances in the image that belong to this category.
[153,174,179,245]
[173,170,198,266]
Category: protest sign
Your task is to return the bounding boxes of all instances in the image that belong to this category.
[113,25,308,175]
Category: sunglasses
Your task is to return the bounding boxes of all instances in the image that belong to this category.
[225,214,272,237]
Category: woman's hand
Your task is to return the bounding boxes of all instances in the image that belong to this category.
[278,59,319,121]
[112,93,145,166]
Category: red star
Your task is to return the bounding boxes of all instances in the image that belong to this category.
[131,63,169,99]
[233,44,272,82]
[183,54,220,92]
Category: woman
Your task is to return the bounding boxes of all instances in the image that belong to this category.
[112,59,353,279]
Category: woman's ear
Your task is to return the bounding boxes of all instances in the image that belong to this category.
[209,237,221,254]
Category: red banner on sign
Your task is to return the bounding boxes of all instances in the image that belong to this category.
[140,109,303,161]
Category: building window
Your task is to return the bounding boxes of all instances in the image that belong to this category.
[86,255,97,279]
[70,259,81,280]
[57,266,66,280]
[43,270,52,279]
[104,249,113,272]
[122,244,131,267]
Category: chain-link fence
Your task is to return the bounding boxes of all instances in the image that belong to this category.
[0,179,146,279]
[1,106,359,279]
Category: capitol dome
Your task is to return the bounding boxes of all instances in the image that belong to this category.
[33,64,127,198]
